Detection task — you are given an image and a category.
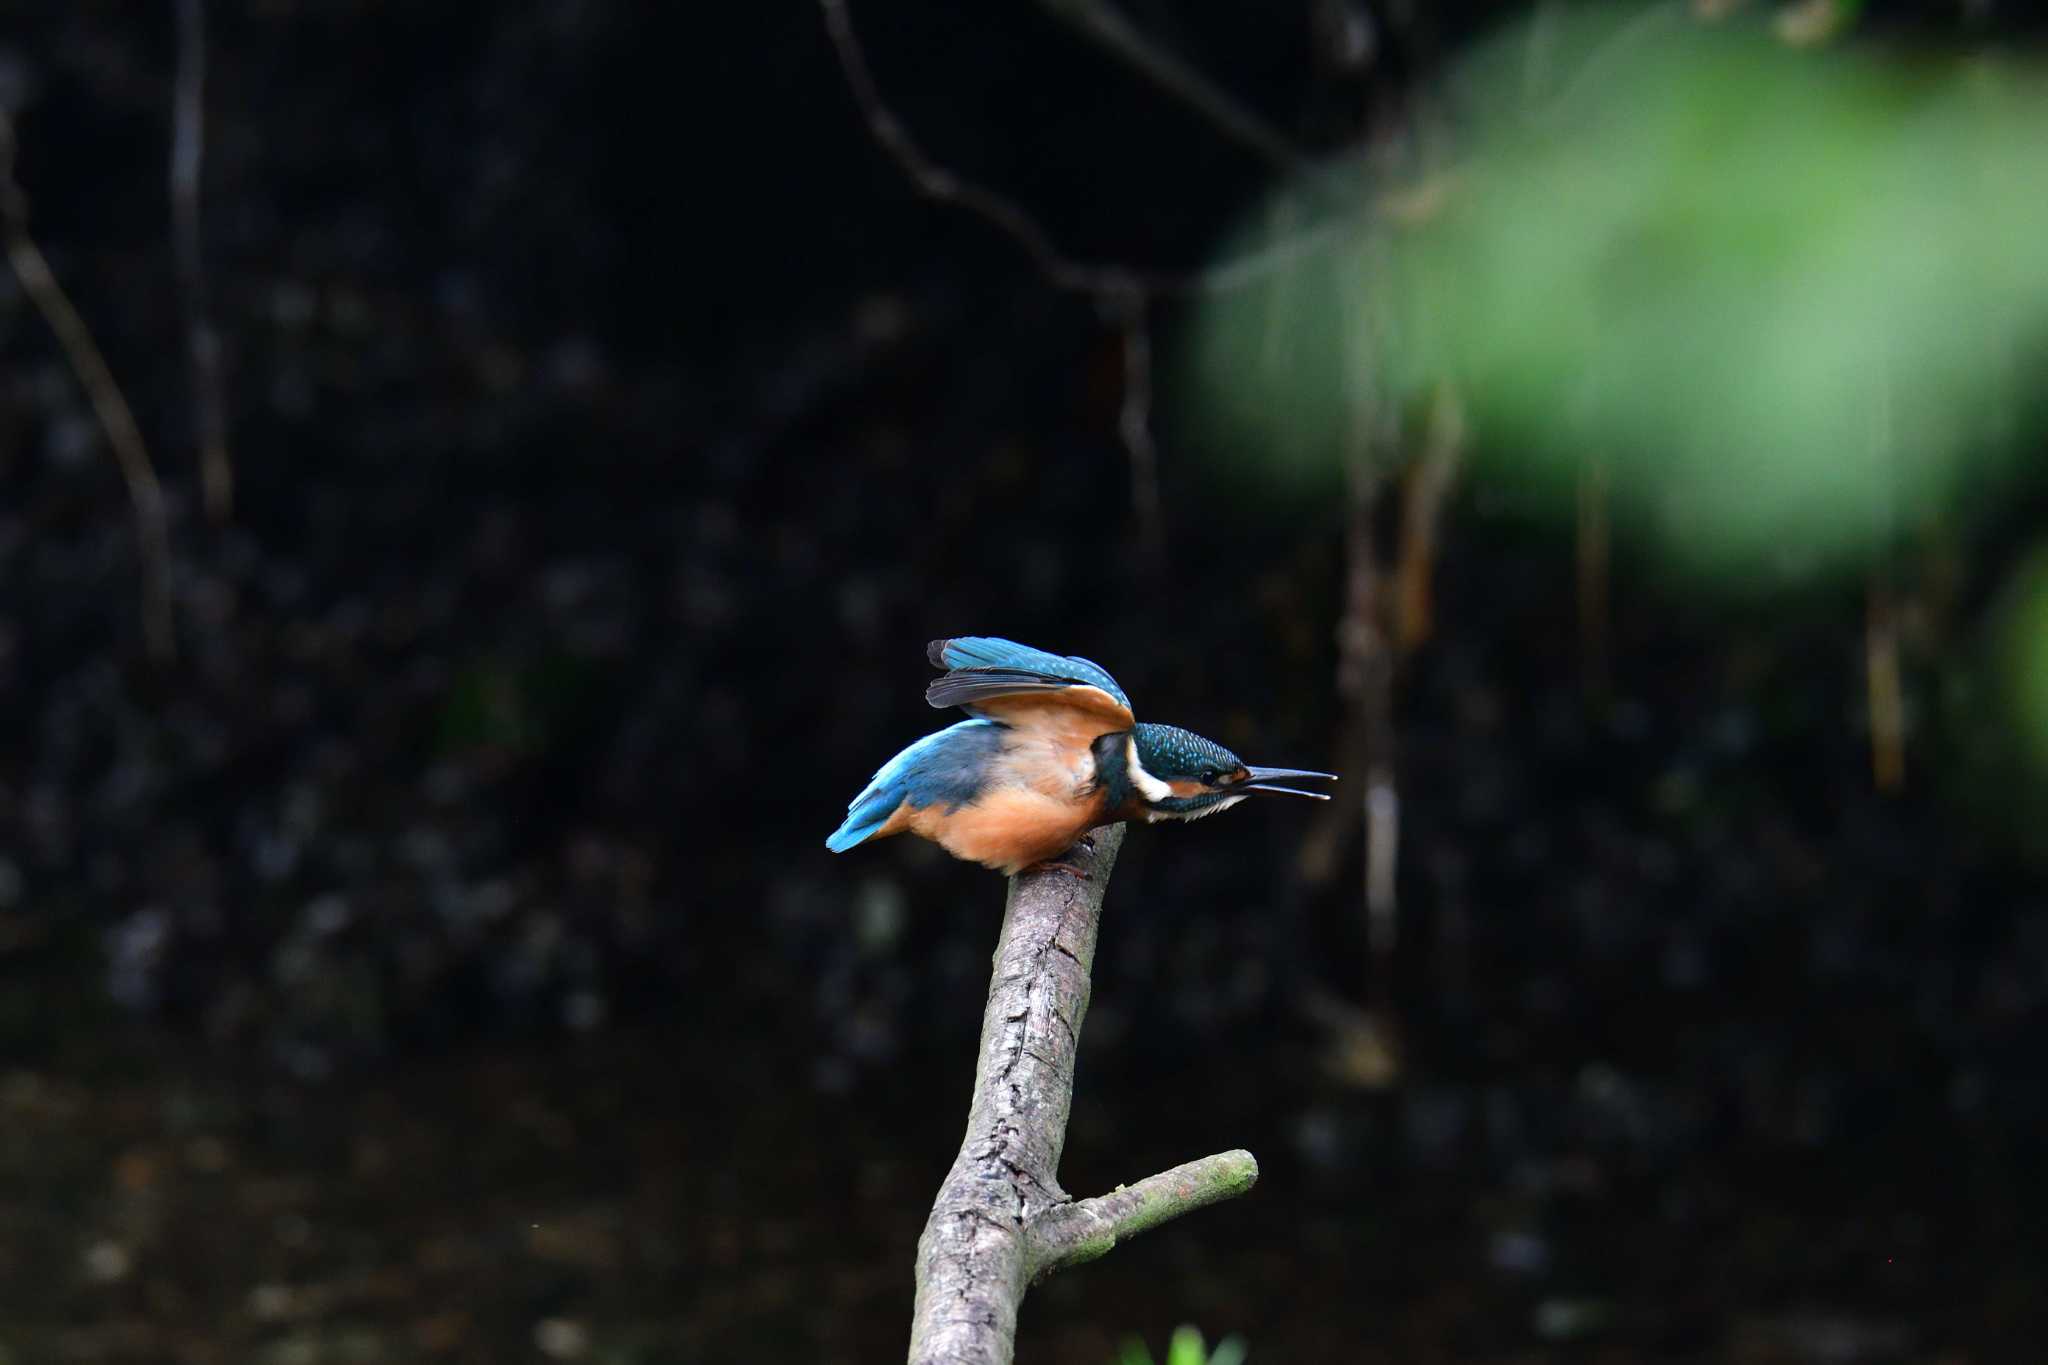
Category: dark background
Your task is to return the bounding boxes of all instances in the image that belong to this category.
[3,2,2045,1361]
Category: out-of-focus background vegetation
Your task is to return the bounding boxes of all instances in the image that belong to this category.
[6,1,2048,1361]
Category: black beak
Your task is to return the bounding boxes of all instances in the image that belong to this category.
[1241,766,1339,799]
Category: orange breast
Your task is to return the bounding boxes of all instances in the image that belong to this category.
[902,787,1107,876]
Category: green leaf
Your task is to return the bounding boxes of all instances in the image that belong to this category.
[1188,10,2048,586]
[1114,1336,1156,1365]
[1166,1326,1208,1365]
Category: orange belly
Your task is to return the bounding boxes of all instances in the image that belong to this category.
[892,787,1102,876]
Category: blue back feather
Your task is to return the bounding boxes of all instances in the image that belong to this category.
[1132,722,1242,777]
[826,719,1007,852]
[927,637,1130,709]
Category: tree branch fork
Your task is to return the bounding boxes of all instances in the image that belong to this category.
[908,824,1258,1365]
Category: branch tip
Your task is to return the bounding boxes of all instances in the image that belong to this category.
[1026,1149,1260,1281]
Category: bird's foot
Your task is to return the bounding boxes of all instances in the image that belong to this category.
[1023,831,1102,880]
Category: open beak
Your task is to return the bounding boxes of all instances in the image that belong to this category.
[1241,765,1339,799]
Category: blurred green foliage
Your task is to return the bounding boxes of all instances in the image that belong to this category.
[1190,5,2048,581]
[1114,1324,1249,1365]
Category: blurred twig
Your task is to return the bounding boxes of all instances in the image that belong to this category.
[0,113,175,660]
[1104,285,1165,565]
[1868,380,1904,792]
[1342,454,1399,999]
[173,0,232,523]
[907,826,1258,1363]
[1393,382,1464,655]
[1335,203,1406,1048]
[1867,575,1904,792]
[817,0,1350,297]
[1302,451,1403,1090]
[1033,0,1307,173]
[818,0,1320,297]
[819,0,1146,298]
[819,0,1344,566]
[819,0,1165,562]
[1577,454,1611,704]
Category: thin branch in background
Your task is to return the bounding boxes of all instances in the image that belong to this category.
[1104,285,1165,568]
[819,0,1342,301]
[0,115,175,661]
[907,826,1258,1363]
[1302,452,1402,1090]
[818,0,1151,298]
[1868,379,1904,793]
[823,0,1345,299]
[1577,453,1611,704]
[173,0,232,523]
[819,0,1163,560]
[1284,210,1404,1088]
[1867,573,1904,792]
[1331,210,1404,1069]
[1343,455,1399,988]
[819,0,1350,563]
[1033,0,1308,173]
[1393,381,1464,655]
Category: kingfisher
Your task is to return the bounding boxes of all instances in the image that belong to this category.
[827,637,1337,876]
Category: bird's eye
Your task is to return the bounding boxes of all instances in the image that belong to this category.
[1200,769,1220,785]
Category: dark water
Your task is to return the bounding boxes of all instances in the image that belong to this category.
[10,971,2042,1364]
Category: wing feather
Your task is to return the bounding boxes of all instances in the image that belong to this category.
[926,668,1134,730]
[926,637,1130,709]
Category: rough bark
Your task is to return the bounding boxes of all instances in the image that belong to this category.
[907,824,1259,1365]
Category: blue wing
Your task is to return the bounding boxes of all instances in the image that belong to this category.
[826,719,1006,852]
[926,637,1130,709]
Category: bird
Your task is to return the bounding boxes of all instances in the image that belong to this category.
[827,637,1337,876]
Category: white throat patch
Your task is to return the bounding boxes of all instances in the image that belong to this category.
[1146,794,1247,823]
[1124,734,1173,803]
[1182,794,1247,820]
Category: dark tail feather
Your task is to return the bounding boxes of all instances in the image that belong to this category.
[926,667,1071,712]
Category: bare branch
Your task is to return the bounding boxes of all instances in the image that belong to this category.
[0,114,175,660]
[1027,1149,1258,1280]
[1341,449,1398,997]
[1867,572,1904,793]
[818,0,1351,303]
[1576,454,1611,703]
[907,825,1257,1364]
[173,0,233,523]
[819,0,1152,298]
[1033,0,1307,173]
[1321,272,1405,1083]
[1867,377,1903,792]
[1392,382,1464,655]
[1104,285,1165,568]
